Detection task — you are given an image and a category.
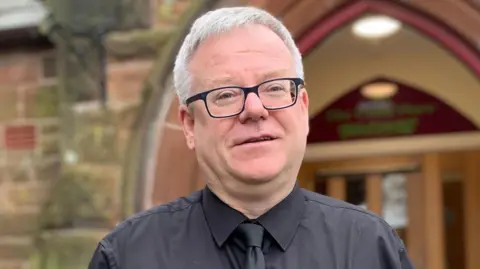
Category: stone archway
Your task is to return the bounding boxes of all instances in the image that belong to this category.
[129,0,480,213]
[295,0,480,75]
[122,0,245,214]
[293,0,480,160]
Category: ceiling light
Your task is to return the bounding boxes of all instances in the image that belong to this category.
[361,82,398,100]
[352,15,402,39]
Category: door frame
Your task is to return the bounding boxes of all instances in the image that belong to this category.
[308,153,444,269]
[305,131,480,161]
[296,0,480,162]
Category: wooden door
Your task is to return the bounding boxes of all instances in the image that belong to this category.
[310,154,445,269]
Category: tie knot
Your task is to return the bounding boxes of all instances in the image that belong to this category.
[236,223,264,248]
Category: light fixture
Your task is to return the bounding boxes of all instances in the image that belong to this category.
[352,15,402,39]
[361,82,398,100]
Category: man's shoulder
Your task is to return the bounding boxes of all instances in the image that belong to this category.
[102,189,203,243]
[300,188,387,225]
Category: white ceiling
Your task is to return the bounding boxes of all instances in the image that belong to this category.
[303,14,480,124]
[312,16,434,62]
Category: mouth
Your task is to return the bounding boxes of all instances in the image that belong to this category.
[239,135,277,145]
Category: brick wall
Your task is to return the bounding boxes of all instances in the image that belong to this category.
[0,0,198,268]
[0,47,60,269]
[0,49,156,269]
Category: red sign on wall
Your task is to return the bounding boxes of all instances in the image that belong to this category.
[4,125,37,150]
[307,77,479,144]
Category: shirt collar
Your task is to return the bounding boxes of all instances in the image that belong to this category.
[201,183,306,251]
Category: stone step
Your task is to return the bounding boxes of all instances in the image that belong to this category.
[0,236,33,260]
[0,214,38,237]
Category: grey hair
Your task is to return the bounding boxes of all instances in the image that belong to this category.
[173,6,304,104]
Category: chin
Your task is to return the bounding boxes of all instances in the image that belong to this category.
[230,162,283,184]
[225,146,288,182]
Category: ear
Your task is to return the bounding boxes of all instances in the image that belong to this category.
[299,87,310,134]
[178,104,196,150]
[300,87,309,109]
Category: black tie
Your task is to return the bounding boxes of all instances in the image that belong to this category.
[236,223,266,269]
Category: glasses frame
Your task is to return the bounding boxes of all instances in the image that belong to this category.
[185,77,305,118]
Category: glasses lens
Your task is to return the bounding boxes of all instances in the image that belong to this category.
[204,79,299,117]
[259,79,297,109]
[206,87,245,117]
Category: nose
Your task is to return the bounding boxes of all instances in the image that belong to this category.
[238,92,269,123]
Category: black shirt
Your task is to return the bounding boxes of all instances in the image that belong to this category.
[88,184,414,269]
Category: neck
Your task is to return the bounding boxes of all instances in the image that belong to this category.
[207,177,296,219]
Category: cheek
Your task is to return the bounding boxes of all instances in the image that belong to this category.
[195,118,233,149]
[299,112,309,135]
[277,110,309,142]
[277,111,301,131]
[294,107,309,134]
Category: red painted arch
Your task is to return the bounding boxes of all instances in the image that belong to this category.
[295,0,480,78]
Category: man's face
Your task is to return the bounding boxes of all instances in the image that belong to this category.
[179,25,309,186]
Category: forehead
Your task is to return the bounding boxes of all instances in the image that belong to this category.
[188,25,295,89]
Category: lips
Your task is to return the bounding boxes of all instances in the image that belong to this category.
[238,135,277,145]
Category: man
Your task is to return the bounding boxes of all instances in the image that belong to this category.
[88,6,414,269]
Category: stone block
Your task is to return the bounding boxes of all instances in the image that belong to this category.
[40,122,60,136]
[105,28,172,58]
[35,229,108,269]
[0,56,40,85]
[0,165,7,185]
[35,161,61,182]
[4,152,36,169]
[38,139,60,160]
[0,214,38,236]
[112,104,139,131]
[25,85,60,118]
[46,0,120,34]
[0,238,34,260]
[9,168,32,184]
[116,0,151,29]
[71,111,118,164]
[7,182,49,210]
[155,0,191,27]
[107,60,153,105]
[0,87,18,121]
[38,120,61,160]
[4,153,36,183]
[40,165,120,230]
[0,260,29,269]
[59,41,102,103]
[110,107,139,160]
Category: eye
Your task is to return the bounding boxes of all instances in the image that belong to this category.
[262,83,290,96]
[266,84,287,92]
[216,90,238,100]
[208,88,243,107]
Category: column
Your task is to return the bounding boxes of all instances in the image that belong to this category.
[422,153,445,269]
[366,174,382,215]
[327,177,346,200]
[464,151,480,269]
[406,172,426,269]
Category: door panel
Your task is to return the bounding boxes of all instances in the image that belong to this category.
[310,154,444,269]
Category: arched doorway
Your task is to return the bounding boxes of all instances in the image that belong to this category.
[293,1,480,269]
[139,0,480,203]
[296,0,480,161]
[127,1,480,268]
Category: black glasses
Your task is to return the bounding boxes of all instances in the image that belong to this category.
[185,77,304,118]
